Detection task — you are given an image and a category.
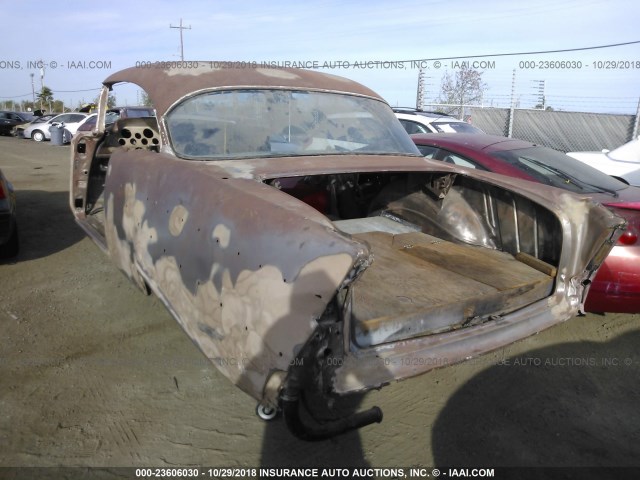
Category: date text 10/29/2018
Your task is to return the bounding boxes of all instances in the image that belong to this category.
[519,60,639,69]
[135,467,496,478]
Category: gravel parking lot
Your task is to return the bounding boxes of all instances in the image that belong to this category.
[1,136,639,476]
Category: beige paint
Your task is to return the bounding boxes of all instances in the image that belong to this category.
[107,188,356,399]
[212,224,231,248]
[255,68,301,80]
[169,205,189,237]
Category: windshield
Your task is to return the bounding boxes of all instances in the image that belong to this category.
[16,113,34,122]
[105,111,119,124]
[166,89,419,159]
[124,109,154,118]
[31,115,55,124]
[492,146,627,194]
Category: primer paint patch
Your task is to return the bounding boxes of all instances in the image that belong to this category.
[315,71,353,83]
[255,68,300,80]
[166,64,217,76]
[169,204,189,236]
[148,252,353,399]
[212,224,231,248]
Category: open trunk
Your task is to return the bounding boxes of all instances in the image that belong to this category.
[269,171,562,347]
[338,218,554,346]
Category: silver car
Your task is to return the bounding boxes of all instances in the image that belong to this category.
[394,108,484,134]
[23,112,87,142]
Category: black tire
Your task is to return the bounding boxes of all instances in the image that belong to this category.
[32,130,45,142]
[0,222,19,259]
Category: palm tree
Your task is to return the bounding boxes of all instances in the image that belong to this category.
[37,86,54,111]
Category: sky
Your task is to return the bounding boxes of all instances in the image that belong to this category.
[1,0,639,114]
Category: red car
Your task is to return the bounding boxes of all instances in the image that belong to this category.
[412,133,640,313]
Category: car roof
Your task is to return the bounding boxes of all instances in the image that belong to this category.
[0,110,32,116]
[395,111,462,122]
[411,133,534,152]
[104,65,385,117]
[50,112,87,119]
[108,106,154,111]
[393,107,452,117]
[411,133,640,202]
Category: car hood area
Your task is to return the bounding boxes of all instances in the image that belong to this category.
[568,138,640,163]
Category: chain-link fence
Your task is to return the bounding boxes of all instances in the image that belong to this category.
[424,104,639,153]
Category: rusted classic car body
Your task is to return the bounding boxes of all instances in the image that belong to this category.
[70,65,624,440]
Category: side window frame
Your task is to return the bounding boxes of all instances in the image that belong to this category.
[400,119,429,135]
[432,148,488,170]
[416,144,438,158]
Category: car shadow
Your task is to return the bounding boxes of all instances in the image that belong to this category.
[259,392,373,472]
[432,329,640,471]
[0,190,85,264]
[241,269,383,475]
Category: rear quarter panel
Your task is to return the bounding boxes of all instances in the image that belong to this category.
[103,150,369,400]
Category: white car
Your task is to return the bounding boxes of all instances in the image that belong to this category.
[22,112,88,142]
[394,108,484,135]
[567,138,640,186]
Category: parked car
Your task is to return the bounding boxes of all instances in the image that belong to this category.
[566,138,640,186]
[411,132,640,313]
[0,111,34,136]
[0,168,19,258]
[13,113,56,137]
[23,112,87,142]
[75,106,153,133]
[74,113,97,133]
[70,66,622,440]
[394,107,484,135]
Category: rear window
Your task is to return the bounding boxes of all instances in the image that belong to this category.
[167,89,419,160]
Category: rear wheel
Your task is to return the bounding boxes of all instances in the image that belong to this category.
[32,130,45,142]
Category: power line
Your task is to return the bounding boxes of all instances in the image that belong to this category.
[1,87,101,99]
[54,88,102,93]
[401,40,640,63]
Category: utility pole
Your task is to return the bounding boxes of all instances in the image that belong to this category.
[507,69,516,138]
[39,62,45,111]
[632,97,640,140]
[170,18,191,61]
[30,73,35,108]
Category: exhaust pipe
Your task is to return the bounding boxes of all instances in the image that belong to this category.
[281,385,383,441]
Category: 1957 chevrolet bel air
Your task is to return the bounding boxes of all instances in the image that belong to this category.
[70,65,624,440]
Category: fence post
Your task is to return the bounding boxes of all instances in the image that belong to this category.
[506,69,516,138]
[632,98,640,141]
